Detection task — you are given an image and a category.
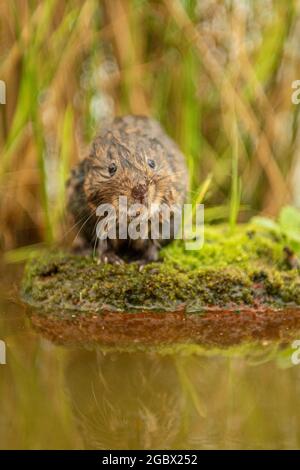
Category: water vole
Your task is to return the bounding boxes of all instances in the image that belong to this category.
[67,115,189,264]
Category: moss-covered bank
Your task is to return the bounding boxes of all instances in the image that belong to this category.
[22,218,300,314]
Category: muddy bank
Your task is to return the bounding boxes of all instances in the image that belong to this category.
[28,306,300,349]
[20,217,300,348]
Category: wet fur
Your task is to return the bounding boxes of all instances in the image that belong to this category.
[66,115,189,263]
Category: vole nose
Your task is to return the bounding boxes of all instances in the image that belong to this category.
[131,183,147,202]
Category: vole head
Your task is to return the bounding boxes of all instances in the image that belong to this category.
[84,131,177,218]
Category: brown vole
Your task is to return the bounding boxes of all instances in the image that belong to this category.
[67,115,189,264]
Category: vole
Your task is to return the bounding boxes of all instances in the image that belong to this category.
[67,115,189,264]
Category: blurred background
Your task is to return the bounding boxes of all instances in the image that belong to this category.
[1,0,300,251]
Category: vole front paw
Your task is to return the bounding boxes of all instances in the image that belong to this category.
[136,244,160,270]
[98,251,124,265]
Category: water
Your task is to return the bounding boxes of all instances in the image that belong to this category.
[1,263,300,449]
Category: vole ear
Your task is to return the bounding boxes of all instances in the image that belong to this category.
[67,159,88,189]
[82,158,93,176]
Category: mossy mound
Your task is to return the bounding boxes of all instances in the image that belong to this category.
[21,220,300,314]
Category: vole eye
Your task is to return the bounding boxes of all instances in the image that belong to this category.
[108,162,117,176]
[148,159,156,169]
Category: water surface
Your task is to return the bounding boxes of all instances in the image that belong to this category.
[1,263,300,449]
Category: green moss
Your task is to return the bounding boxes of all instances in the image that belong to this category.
[21,221,300,314]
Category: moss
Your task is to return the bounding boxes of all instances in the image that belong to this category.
[21,221,300,314]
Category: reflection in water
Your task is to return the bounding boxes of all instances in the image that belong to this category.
[63,347,300,450]
[65,350,186,449]
[1,265,300,449]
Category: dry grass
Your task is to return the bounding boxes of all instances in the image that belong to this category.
[1,0,300,250]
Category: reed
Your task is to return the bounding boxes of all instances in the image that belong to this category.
[0,0,299,250]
